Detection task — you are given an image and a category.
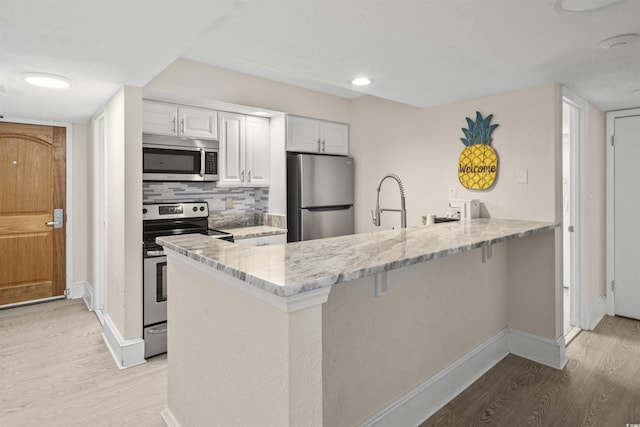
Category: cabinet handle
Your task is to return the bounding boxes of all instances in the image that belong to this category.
[172,118,176,134]
[181,118,185,134]
[322,140,326,152]
[248,170,252,183]
[241,170,245,182]
[317,139,321,152]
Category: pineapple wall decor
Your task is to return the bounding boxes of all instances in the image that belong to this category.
[458,111,499,190]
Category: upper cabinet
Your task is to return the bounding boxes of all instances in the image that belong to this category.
[286,115,349,155]
[218,112,270,187]
[143,100,218,140]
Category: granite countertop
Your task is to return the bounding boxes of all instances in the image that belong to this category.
[218,225,287,240]
[158,218,559,298]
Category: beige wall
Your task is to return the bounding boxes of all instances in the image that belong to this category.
[587,106,606,305]
[323,243,509,426]
[167,257,324,427]
[145,58,351,124]
[72,123,89,283]
[104,86,143,340]
[350,84,563,233]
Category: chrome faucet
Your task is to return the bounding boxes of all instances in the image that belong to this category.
[371,173,407,228]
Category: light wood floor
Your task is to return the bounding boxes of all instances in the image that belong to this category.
[422,315,640,426]
[0,299,167,427]
[2,300,639,427]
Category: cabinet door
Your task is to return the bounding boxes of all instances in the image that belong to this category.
[218,112,245,186]
[320,121,349,155]
[245,116,270,186]
[179,106,218,139]
[286,115,321,153]
[143,100,178,136]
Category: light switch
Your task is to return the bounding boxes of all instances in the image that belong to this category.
[517,169,528,184]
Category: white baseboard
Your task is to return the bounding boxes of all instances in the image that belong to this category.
[101,313,146,369]
[81,281,93,311]
[161,408,182,427]
[587,296,607,330]
[69,280,87,300]
[362,327,566,427]
[362,329,510,427]
[508,328,567,370]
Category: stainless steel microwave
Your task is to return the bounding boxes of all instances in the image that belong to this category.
[142,134,219,182]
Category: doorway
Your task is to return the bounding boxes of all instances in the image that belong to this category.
[0,122,66,305]
[562,90,587,342]
[607,109,640,320]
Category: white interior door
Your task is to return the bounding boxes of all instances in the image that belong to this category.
[614,114,640,320]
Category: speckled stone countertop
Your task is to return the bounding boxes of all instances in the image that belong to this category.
[219,225,287,240]
[158,218,559,298]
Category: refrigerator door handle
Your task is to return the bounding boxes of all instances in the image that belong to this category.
[305,205,352,212]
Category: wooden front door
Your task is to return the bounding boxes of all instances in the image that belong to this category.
[0,122,66,305]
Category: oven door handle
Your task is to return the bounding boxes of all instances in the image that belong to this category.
[146,250,165,257]
[147,324,168,334]
[199,148,205,178]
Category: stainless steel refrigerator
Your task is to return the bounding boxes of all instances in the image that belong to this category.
[287,153,354,242]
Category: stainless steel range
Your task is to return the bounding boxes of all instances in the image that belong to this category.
[142,201,232,358]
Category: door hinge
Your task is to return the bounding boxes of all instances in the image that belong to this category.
[64,289,70,297]
[611,280,616,293]
[611,135,615,147]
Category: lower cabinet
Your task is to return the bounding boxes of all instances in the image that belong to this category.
[235,234,287,247]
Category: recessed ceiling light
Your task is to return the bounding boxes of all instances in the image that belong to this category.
[598,34,639,49]
[551,0,624,12]
[23,73,70,89]
[351,77,372,86]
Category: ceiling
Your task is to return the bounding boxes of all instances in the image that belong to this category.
[1,0,639,123]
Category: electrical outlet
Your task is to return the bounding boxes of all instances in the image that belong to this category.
[226,197,233,209]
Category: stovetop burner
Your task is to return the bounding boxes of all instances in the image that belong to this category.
[143,202,233,250]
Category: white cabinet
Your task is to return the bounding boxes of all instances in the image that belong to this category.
[218,112,270,187]
[180,106,218,139]
[245,116,270,186]
[286,115,348,155]
[235,234,287,247]
[142,100,218,140]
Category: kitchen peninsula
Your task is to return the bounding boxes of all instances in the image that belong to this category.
[158,218,562,427]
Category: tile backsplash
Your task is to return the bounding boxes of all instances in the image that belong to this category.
[143,182,269,227]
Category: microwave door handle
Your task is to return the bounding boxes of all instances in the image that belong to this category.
[199,149,205,178]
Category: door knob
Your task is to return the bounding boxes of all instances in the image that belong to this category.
[45,208,64,229]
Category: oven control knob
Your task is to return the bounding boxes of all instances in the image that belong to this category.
[200,206,205,211]
[192,207,198,212]
[143,208,148,214]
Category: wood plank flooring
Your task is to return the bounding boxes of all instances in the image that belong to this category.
[422,315,640,427]
[2,300,639,427]
[0,299,167,427]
